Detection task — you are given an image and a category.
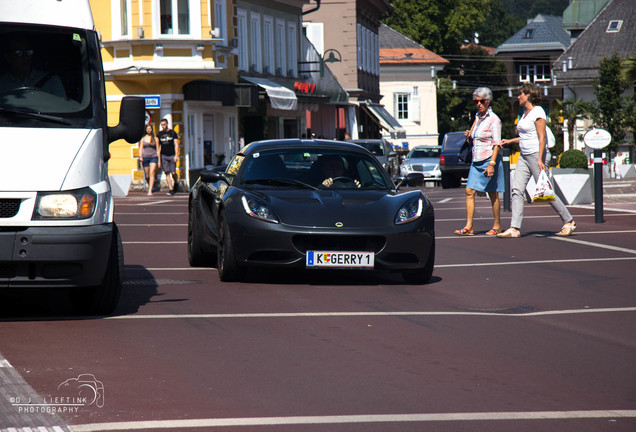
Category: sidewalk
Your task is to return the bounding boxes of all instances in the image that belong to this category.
[602,177,636,203]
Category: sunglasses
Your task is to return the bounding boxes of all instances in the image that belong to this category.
[473,99,488,105]
[10,49,34,57]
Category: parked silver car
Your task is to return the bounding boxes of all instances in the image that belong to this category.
[400,146,442,182]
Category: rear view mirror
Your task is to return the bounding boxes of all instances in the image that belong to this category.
[107,97,145,144]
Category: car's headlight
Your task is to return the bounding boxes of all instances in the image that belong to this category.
[33,187,97,219]
[395,197,423,225]
[403,164,411,171]
[241,195,279,223]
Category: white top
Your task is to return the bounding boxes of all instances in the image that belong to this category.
[0,0,94,30]
[517,106,546,155]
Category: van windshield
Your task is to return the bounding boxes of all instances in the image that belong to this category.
[0,25,91,117]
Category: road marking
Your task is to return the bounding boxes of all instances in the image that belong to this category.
[136,200,173,206]
[70,410,636,431]
[437,230,636,239]
[572,204,636,214]
[107,306,636,320]
[436,256,636,267]
[123,241,186,244]
[549,236,636,254]
[116,224,187,227]
[437,198,453,203]
[131,256,636,273]
[436,213,636,222]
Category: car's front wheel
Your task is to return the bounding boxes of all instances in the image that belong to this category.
[217,212,242,282]
[188,204,214,267]
[402,240,435,284]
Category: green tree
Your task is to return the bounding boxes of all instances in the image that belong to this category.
[383,0,491,54]
[592,55,630,152]
[476,0,525,48]
[620,53,636,83]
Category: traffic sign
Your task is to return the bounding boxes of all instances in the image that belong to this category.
[144,95,161,109]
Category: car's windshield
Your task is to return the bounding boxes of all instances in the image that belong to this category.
[238,148,392,190]
[410,148,440,159]
[0,25,91,116]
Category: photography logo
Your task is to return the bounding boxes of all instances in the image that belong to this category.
[11,374,104,414]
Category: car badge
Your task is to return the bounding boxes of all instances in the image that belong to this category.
[335,222,344,227]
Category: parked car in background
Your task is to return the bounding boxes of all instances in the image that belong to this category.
[350,138,400,176]
[439,131,470,189]
[187,139,435,283]
[401,146,442,182]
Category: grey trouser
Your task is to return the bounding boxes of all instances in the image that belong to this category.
[511,152,572,229]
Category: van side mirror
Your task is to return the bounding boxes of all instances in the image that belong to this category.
[107,96,145,144]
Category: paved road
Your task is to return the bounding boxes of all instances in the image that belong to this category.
[1,181,636,432]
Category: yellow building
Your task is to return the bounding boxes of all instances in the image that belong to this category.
[90,0,239,188]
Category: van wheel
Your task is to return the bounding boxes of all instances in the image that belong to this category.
[70,224,123,315]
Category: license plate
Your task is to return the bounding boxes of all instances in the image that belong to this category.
[306,251,374,269]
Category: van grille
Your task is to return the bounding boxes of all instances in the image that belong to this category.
[0,199,21,218]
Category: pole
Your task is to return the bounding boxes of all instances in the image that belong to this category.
[594,148,604,223]
[502,146,511,212]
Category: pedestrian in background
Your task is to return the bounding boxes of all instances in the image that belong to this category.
[139,124,159,196]
[454,87,504,236]
[158,118,180,195]
[498,83,576,238]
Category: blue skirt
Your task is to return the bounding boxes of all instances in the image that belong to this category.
[466,156,504,192]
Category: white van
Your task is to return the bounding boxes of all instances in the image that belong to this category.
[0,0,143,314]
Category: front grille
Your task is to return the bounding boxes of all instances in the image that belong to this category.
[293,235,385,253]
[0,199,21,218]
[412,164,437,172]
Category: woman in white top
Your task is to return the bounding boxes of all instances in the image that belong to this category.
[497,83,576,238]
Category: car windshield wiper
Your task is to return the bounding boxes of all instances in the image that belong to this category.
[0,105,69,125]
[243,178,319,190]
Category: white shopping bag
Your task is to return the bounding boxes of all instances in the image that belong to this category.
[532,170,556,203]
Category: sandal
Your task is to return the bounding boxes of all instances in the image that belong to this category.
[496,228,521,238]
[556,221,576,237]
[454,227,474,236]
[485,228,501,236]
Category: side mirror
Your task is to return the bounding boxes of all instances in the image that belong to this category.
[200,169,226,183]
[107,97,145,144]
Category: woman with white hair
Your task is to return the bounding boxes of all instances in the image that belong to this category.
[454,87,504,236]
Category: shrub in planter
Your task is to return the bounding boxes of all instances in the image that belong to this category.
[559,149,588,169]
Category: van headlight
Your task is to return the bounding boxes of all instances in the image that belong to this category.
[33,187,97,219]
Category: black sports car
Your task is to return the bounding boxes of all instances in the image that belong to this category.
[187,139,435,283]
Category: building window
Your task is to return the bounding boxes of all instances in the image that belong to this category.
[275,19,286,76]
[120,0,129,36]
[214,0,226,43]
[250,13,262,73]
[263,16,274,74]
[607,20,623,33]
[160,0,190,35]
[519,63,550,83]
[286,22,297,77]
[523,29,534,39]
[237,9,248,71]
[395,93,409,120]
